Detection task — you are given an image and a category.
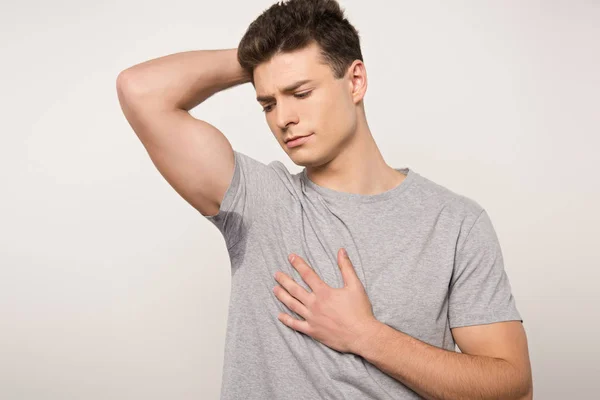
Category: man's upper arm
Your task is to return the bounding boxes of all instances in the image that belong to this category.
[447,207,531,396]
[116,72,234,216]
[452,321,533,398]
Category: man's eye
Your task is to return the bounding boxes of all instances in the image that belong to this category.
[294,91,311,99]
[262,91,312,113]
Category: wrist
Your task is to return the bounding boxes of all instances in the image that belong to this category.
[351,318,385,356]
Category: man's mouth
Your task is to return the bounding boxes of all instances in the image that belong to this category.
[285,133,314,148]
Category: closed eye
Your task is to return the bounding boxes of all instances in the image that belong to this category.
[262,91,312,113]
[294,91,311,99]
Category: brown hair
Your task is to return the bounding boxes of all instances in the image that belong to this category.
[237,0,363,85]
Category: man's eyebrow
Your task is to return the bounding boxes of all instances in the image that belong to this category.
[256,79,313,103]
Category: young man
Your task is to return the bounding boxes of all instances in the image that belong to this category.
[117,1,532,399]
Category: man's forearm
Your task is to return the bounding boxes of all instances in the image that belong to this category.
[117,48,251,111]
[355,322,531,400]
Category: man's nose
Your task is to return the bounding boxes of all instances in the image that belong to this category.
[276,103,299,130]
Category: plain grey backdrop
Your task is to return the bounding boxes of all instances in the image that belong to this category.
[1,0,599,398]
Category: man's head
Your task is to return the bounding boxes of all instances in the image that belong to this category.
[237,0,368,168]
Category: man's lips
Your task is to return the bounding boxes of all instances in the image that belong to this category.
[284,133,312,143]
[285,133,314,148]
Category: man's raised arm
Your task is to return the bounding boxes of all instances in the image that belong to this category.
[116,49,251,216]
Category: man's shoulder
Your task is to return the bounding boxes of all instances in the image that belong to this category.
[414,172,484,219]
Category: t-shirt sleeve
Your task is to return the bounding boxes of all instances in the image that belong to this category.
[202,150,272,252]
[448,209,523,328]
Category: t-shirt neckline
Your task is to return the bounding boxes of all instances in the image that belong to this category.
[300,167,417,204]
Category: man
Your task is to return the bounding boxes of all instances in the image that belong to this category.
[116,0,533,399]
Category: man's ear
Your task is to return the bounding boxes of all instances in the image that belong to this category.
[349,61,367,104]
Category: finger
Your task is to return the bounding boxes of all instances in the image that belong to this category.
[337,248,359,288]
[289,254,328,293]
[275,271,314,306]
[273,285,311,320]
[278,312,312,336]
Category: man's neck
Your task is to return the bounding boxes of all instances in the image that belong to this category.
[305,120,406,196]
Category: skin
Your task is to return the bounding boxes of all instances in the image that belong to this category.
[253,40,407,195]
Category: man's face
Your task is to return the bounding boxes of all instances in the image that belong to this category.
[254,42,363,167]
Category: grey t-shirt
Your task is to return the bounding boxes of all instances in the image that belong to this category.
[204,150,522,400]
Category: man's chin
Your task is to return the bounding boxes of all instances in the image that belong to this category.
[286,150,324,169]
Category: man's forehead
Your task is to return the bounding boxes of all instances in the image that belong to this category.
[254,47,328,100]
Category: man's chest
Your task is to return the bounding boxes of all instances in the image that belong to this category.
[253,204,458,336]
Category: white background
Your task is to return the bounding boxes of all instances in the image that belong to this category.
[1,0,598,398]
